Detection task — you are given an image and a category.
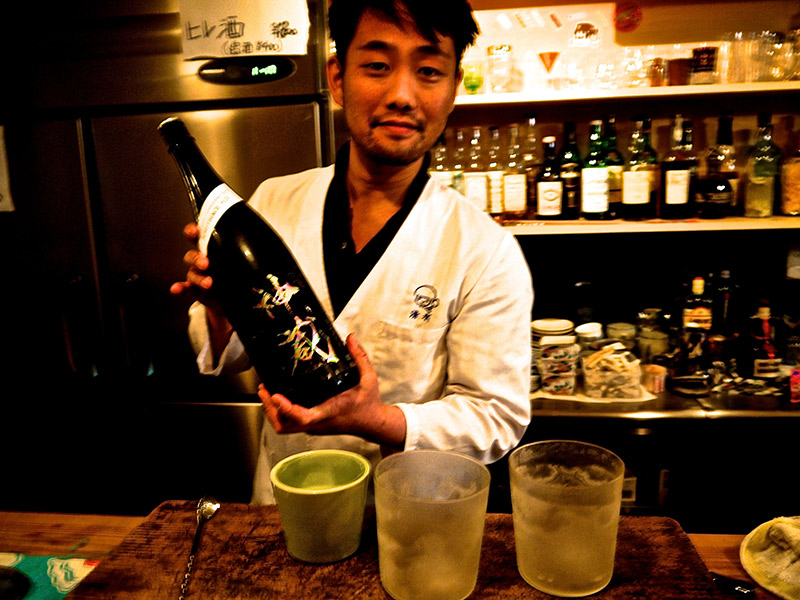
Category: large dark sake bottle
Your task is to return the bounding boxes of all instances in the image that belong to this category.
[158,117,359,407]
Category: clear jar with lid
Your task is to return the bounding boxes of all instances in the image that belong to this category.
[575,322,603,349]
[487,45,513,93]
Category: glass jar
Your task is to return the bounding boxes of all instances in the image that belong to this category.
[638,329,670,363]
[487,45,513,93]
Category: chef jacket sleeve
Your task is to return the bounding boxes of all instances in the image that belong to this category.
[393,233,533,464]
[188,300,251,376]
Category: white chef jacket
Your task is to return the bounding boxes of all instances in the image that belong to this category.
[188,165,533,504]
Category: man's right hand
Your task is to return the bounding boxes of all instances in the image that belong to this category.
[171,222,233,358]
[170,223,215,303]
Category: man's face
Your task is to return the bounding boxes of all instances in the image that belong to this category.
[328,9,462,167]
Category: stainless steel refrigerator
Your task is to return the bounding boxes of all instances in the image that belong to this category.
[0,0,334,514]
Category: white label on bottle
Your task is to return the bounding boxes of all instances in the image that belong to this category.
[537,181,563,216]
[665,170,690,205]
[463,172,489,212]
[503,173,527,213]
[622,170,651,205]
[197,183,243,254]
[429,170,454,187]
[487,170,505,213]
[581,167,609,213]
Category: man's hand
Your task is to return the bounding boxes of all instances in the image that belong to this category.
[170,222,232,358]
[259,334,407,449]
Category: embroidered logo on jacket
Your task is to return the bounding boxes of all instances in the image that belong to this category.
[409,285,439,322]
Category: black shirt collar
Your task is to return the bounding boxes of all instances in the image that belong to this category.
[322,142,431,317]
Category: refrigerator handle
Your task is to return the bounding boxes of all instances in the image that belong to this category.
[118,271,155,377]
[61,274,100,378]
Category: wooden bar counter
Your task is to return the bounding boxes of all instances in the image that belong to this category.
[0,502,779,599]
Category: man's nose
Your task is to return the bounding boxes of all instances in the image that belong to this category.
[385,67,417,111]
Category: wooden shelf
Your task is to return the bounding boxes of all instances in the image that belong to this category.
[503,215,800,235]
[455,81,800,106]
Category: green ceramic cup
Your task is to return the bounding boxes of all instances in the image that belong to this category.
[270,449,371,563]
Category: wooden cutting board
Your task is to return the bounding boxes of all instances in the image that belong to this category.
[68,500,726,599]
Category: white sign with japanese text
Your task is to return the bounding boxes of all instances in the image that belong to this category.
[178,0,310,59]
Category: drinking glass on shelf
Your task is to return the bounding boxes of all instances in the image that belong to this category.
[462,60,484,94]
[538,51,560,89]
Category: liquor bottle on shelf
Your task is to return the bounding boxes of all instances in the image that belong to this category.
[748,300,783,379]
[695,150,733,219]
[535,135,565,219]
[683,276,714,332]
[781,133,800,216]
[450,128,467,195]
[429,135,452,188]
[158,117,359,407]
[520,114,542,218]
[707,115,741,213]
[681,276,714,375]
[503,123,528,220]
[581,120,611,220]
[744,112,781,218]
[711,269,739,336]
[621,116,658,221]
[603,115,625,219]
[463,126,489,212]
[486,125,505,219]
[558,121,583,219]
[660,115,699,220]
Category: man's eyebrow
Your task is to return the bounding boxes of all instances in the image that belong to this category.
[355,40,452,59]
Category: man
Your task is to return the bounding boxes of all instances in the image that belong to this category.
[172,0,533,504]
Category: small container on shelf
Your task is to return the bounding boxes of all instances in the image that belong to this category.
[582,342,643,399]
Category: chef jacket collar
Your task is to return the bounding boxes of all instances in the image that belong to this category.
[323,141,431,318]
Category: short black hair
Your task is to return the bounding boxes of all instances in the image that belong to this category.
[328,0,480,70]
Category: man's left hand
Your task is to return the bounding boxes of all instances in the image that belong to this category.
[259,334,407,449]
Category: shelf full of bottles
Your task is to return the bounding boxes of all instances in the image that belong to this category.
[431,86,800,234]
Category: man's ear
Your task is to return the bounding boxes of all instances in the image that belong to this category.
[327,55,345,107]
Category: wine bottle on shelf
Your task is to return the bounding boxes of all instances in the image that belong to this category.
[429,135,452,188]
[463,126,489,212]
[487,125,505,220]
[558,121,583,219]
[695,150,733,219]
[781,134,800,216]
[744,112,782,218]
[451,128,467,195]
[158,117,360,407]
[535,135,565,219]
[660,115,698,220]
[603,115,625,219]
[581,120,611,220]
[520,114,542,218]
[707,115,741,213]
[621,117,658,221]
[502,123,529,220]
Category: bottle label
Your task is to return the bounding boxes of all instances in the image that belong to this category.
[537,181,563,216]
[622,170,651,205]
[581,167,609,212]
[753,358,781,378]
[665,170,690,205]
[429,170,454,188]
[198,183,243,254]
[684,307,712,329]
[487,170,505,214]
[463,172,489,212]
[503,173,527,213]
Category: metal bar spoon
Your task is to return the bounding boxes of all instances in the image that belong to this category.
[178,497,220,600]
